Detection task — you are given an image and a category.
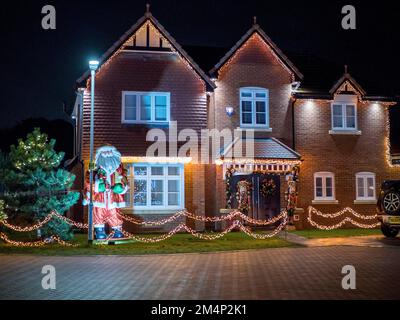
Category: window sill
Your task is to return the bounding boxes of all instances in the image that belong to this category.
[354,199,377,205]
[312,200,339,205]
[237,127,272,132]
[329,130,362,136]
[123,208,185,215]
[122,121,170,127]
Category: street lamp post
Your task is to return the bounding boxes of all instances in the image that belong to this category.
[88,60,99,245]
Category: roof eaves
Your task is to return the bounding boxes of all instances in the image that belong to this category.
[209,24,303,80]
[76,13,216,90]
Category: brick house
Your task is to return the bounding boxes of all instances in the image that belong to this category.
[71,8,400,230]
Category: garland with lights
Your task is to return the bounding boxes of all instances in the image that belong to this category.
[225,166,235,209]
[0,233,77,247]
[0,209,288,245]
[307,206,380,230]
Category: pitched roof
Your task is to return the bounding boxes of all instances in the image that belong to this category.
[209,23,303,80]
[329,70,366,96]
[76,11,216,90]
[220,137,301,160]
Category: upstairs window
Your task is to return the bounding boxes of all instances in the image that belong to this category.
[356,172,376,200]
[122,91,170,124]
[240,88,269,128]
[314,172,335,200]
[331,103,357,130]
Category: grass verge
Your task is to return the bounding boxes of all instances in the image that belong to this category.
[0,232,296,256]
[289,228,382,239]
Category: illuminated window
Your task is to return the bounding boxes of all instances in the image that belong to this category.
[314,172,335,200]
[356,172,376,200]
[331,103,357,130]
[240,88,269,128]
[124,163,184,211]
[122,91,170,124]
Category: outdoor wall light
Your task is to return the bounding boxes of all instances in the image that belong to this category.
[226,106,234,116]
[89,60,99,71]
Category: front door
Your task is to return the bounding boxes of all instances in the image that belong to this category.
[230,173,280,220]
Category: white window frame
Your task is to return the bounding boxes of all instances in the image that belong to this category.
[124,163,184,211]
[239,87,270,128]
[122,91,171,124]
[330,103,357,131]
[314,172,335,201]
[355,172,376,201]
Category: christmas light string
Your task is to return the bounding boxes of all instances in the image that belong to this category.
[121,214,288,243]
[308,206,377,220]
[0,233,77,247]
[307,206,381,230]
[117,210,287,226]
[0,210,288,245]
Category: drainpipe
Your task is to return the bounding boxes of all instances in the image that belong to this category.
[291,96,297,151]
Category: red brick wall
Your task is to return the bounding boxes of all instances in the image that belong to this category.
[294,99,400,228]
[213,33,293,146]
[206,32,294,218]
[81,51,207,160]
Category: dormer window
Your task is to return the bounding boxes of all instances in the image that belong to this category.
[329,94,361,135]
[240,88,270,128]
[331,103,356,130]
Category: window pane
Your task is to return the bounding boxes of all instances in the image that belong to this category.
[140,95,151,121]
[256,113,266,124]
[332,105,343,128]
[241,101,252,112]
[325,177,333,197]
[168,180,180,206]
[255,92,267,98]
[155,95,167,121]
[125,95,136,120]
[125,95,136,107]
[242,112,252,124]
[241,92,252,98]
[357,177,365,197]
[315,177,323,197]
[256,101,266,113]
[134,166,147,176]
[125,107,136,120]
[151,180,164,206]
[346,105,356,128]
[168,193,179,206]
[168,180,179,192]
[367,177,375,198]
[134,180,147,206]
[168,167,180,176]
[151,167,164,175]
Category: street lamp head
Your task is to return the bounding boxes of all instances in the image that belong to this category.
[89,60,99,71]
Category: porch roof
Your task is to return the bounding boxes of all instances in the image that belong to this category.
[220,137,301,161]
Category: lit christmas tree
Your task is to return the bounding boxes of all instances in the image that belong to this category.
[2,128,79,240]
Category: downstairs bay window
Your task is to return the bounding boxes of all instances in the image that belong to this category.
[124,164,184,211]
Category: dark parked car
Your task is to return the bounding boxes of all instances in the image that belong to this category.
[377,180,400,237]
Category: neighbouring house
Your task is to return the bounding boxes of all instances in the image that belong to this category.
[71,7,400,230]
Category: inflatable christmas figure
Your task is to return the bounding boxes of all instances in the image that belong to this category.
[83,146,129,239]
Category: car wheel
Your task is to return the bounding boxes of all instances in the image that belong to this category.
[382,190,400,215]
[381,224,399,238]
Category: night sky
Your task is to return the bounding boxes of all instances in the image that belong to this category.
[1,0,399,130]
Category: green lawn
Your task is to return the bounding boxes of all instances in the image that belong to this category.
[289,228,382,239]
[0,232,296,256]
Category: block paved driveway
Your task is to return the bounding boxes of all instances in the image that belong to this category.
[1,246,400,300]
